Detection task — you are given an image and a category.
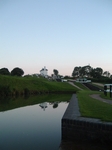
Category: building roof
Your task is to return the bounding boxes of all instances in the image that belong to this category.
[40,68,48,71]
[40,66,48,72]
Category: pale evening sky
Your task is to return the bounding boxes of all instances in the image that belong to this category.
[0,0,112,76]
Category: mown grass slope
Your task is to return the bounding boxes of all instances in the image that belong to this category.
[0,75,78,96]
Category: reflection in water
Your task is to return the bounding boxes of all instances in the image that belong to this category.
[39,102,59,111]
[39,102,47,111]
[0,95,69,150]
[1,95,111,150]
[53,102,58,109]
[0,94,70,112]
[0,96,10,104]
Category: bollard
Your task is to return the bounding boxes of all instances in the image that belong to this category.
[104,85,107,96]
[110,85,112,98]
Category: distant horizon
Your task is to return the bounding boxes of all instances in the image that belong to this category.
[0,64,111,77]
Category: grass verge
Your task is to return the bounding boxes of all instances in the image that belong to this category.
[77,90,112,122]
[100,92,112,100]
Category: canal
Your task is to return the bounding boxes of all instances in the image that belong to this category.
[0,94,69,150]
[0,94,111,150]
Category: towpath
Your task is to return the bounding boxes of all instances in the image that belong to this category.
[90,94,112,105]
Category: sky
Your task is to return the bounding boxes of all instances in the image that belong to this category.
[0,0,112,76]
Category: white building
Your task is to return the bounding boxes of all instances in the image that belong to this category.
[40,66,48,77]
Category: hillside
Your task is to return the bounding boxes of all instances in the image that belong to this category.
[0,75,78,96]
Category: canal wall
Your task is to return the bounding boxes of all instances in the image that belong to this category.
[62,94,112,142]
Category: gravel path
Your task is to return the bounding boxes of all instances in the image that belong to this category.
[90,94,112,105]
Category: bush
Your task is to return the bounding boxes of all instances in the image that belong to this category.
[11,67,24,76]
[0,68,10,75]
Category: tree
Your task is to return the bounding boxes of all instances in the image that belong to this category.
[90,68,95,78]
[72,66,81,77]
[103,71,110,77]
[53,69,58,76]
[11,67,24,76]
[72,65,104,79]
[95,67,103,76]
[0,68,10,75]
[90,67,103,78]
[79,66,86,77]
[110,75,112,79]
[72,65,92,77]
[79,65,92,77]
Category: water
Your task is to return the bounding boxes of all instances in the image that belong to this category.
[0,96,69,150]
[1,95,111,150]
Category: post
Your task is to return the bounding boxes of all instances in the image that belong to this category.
[110,85,112,98]
[104,85,107,96]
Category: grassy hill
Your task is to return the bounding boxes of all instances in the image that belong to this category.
[0,75,78,96]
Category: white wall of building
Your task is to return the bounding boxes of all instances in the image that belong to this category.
[40,66,48,77]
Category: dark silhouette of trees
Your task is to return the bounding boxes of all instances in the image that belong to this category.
[79,65,92,77]
[72,65,92,77]
[110,75,112,79]
[103,71,110,77]
[53,69,59,76]
[11,67,24,76]
[72,65,104,79]
[72,66,81,77]
[90,67,103,78]
[0,68,10,75]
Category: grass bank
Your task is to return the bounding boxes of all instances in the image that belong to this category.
[77,90,112,122]
[73,82,89,90]
[100,92,112,100]
[0,75,78,96]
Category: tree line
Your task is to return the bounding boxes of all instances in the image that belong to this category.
[0,67,24,76]
[1,66,111,80]
[0,67,60,78]
[72,65,112,79]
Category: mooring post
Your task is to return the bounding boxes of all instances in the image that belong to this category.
[110,85,112,98]
[104,85,107,96]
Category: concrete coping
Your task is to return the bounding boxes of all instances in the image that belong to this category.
[62,94,112,125]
